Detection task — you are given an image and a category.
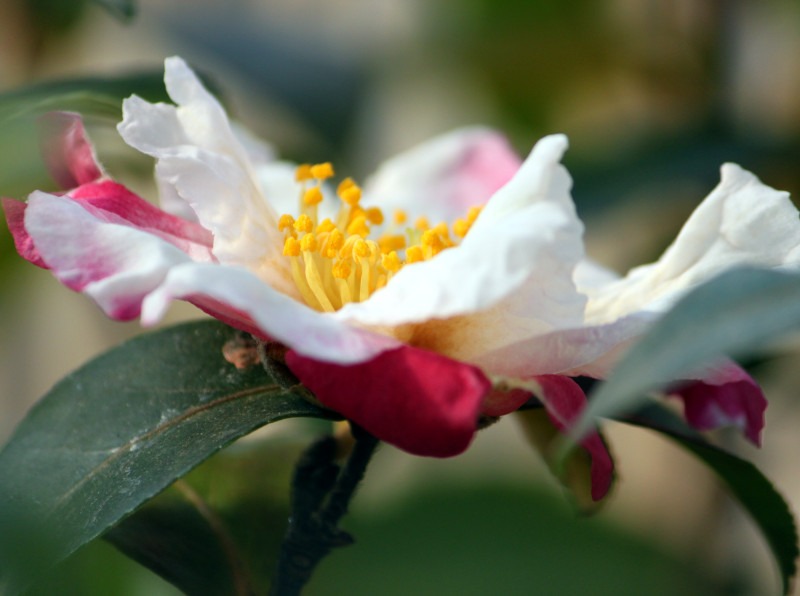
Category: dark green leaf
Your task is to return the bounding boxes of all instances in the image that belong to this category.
[0,320,336,595]
[90,0,137,21]
[105,437,313,595]
[569,267,800,441]
[626,403,799,594]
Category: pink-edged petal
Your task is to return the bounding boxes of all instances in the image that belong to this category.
[140,262,400,364]
[24,192,194,320]
[335,135,585,337]
[68,180,214,259]
[535,375,614,501]
[2,197,46,267]
[285,345,493,457]
[670,363,766,446]
[37,111,104,189]
[363,127,521,225]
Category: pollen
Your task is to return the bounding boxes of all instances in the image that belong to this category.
[347,215,370,238]
[365,207,384,225]
[280,160,479,312]
[341,186,362,206]
[294,214,313,233]
[295,164,313,182]
[279,214,295,232]
[300,233,318,252]
[283,236,301,257]
[303,187,324,205]
[311,162,334,179]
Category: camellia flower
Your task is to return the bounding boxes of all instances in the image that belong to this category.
[5,57,798,502]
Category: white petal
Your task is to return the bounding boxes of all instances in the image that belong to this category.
[585,163,800,324]
[117,57,293,293]
[334,134,585,334]
[140,263,400,364]
[362,127,521,225]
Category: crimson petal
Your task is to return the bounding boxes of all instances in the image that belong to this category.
[285,345,492,458]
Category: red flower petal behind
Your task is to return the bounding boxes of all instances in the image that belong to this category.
[285,345,492,458]
[535,375,614,501]
[38,112,104,189]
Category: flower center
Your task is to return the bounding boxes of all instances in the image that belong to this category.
[281,162,481,312]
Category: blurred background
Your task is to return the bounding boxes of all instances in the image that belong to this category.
[1,0,800,594]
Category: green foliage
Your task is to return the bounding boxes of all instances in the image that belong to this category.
[570,267,800,440]
[0,320,335,595]
[627,403,799,594]
[91,0,137,22]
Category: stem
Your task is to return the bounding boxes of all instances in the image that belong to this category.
[268,427,379,596]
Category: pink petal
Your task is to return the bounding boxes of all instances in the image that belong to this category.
[24,191,195,320]
[69,180,214,258]
[2,197,46,267]
[670,363,766,446]
[535,375,614,501]
[37,112,104,188]
[363,127,521,225]
[285,346,493,458]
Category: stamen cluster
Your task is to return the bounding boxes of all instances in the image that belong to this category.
[281,163,481,311]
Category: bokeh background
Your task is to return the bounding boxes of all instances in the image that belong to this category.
[1,1,800,594]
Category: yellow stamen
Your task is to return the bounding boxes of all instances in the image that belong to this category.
[378,234,406,254]
[381,251,401,273]
[283,236,300,257]
[295,164,313,182]
[332,259,352,279]
[337,177,355,195]
[347,215,370,238]
[311,162,334,179]
[303,187,323,205]
[341,186,361,206]
[294,214,313,234]
[300,233,318,253]
[406,245,424,263]
[393,209,407,225]
[421,229,445,258]
[365,207,384,225]
[467,206,482,224]
[316,218,336,234]
[453,218,469,238]
[415,216,430,231]
[279,214,296,232]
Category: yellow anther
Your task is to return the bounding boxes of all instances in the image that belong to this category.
[378,234,406,254]
[300,233,318,252]
[347,215,370,238]
[354,239,370,258]
[453,218,470,238]
[414,216,430,231]
[295,164,313,182]
[327,228,345,253]
[332,259,352,279]
[433,222,449,237]
[421,229,445,256]
[316,218,336,234]
[467,206,482,224]
[365,207,384,225]
[393,209,407,225]
[406,245,424,263]
[375,276,388,291]
[339,235,359,259]
[341,186,362,206]
[279,214,295,232]
[381,251,402,273]
[294,214,313,233]
[283,236,301,257]
[303,187,324,205]
[311,162,334,179]
[349,206,366,223]
[337,177,355,195]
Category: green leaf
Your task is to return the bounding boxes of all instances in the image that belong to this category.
[569,267,800,441]
[626,403,799,594]
[0,320,336,595]
[105,437,313,595]
[90,0,137,22]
